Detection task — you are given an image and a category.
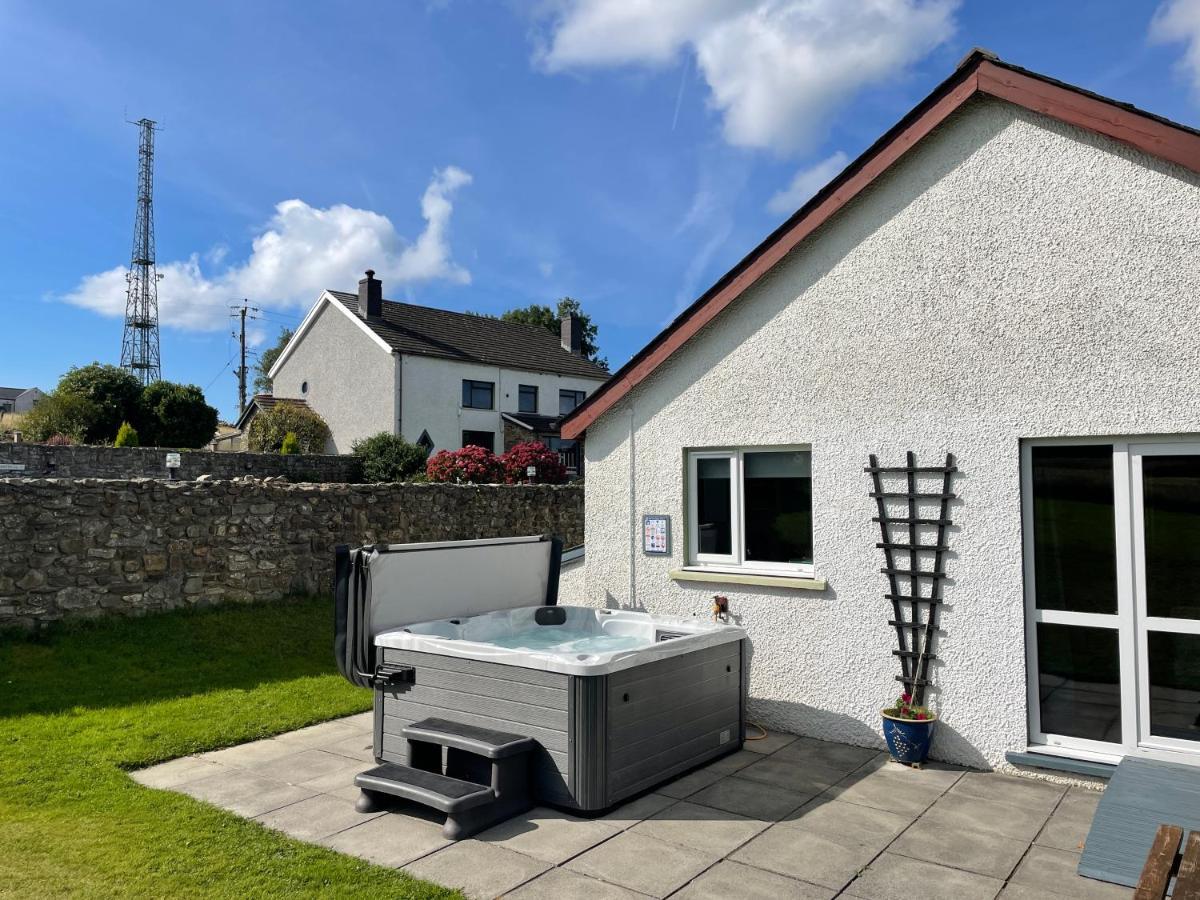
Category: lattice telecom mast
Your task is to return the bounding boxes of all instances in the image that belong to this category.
[120,118,162,384]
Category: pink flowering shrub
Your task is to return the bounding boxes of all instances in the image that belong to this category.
[425,444,506,484]
[501,441,567,485]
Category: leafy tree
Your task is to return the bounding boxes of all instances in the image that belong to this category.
[114,422,140,448]
[352,432,430,483]
[247,404,330,454]
[140,382,219,449]
[55,363,143,443]
[496,298,606,368]
[279,432,300,455]
[21,392,100,444]
[254,328,293,394]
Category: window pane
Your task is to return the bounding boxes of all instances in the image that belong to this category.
[519,385,537,414]
[1147,631,1200,742]
[1142,455,1200,620]
[743,451,812,566]
[1036,622,1121,742]
[696,458,732,556]
[559,390,584,415]
[462,430,494,452]
[1031,445,1117,614]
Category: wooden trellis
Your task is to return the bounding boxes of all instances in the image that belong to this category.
[866,452,956,706]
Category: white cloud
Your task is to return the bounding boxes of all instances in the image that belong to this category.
[1151,0,1200,95]
[767,150,850,215]
[536,0,957,154]
[64,166,473,335]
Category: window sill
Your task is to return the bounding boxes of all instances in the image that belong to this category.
[668,567,827,591]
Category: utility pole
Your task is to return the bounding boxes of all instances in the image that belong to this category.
[230,300,259,418]
[121,118,163,384]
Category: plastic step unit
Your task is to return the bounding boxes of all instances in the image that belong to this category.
[402,717,537,758]
[355,717,536,840]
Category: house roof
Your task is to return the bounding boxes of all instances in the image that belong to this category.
[233,394,309,432]
[560,50,1200,440]
[327,292,610,380]
[0,387,35,401]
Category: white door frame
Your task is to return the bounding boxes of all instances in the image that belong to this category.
[1130,441,1200,755]
[1022,435,1200,765]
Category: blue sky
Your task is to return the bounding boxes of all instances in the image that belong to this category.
[2,1,1198,421]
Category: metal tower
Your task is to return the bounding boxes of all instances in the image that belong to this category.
[120,118,162,384]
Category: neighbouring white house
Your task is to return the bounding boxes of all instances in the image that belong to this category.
[263,273,609,462]
[0,386,44,415]
[559,51,1200,777]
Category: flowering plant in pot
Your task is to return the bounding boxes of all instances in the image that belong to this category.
[880,692,936,766]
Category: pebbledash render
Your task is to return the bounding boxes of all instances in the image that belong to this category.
[559,52,1200,773]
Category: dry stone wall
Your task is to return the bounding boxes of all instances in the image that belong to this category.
[0,444,363,482]
[0,478,583,629]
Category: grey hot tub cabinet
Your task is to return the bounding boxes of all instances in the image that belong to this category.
[335,535,747,814]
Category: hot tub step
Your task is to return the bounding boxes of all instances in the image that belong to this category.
[403,717,538,759]
[354,763,495,813]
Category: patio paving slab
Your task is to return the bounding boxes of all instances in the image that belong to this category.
[565,830,717,898]
[730,823,880,890]
[672,860,835,899]
[920,793,1053,843]
[628,799,769,855]
[252,748,360,783]
[774,737,883,769]
[475,806,621,864]
[129,754,222,790]
[598,791,677,829]
[824,764,958,817]
[844,852,1004,900]
[254,793,382,842]
[403,839,550,899]
[735,754,855,794]
[273,719,363,749]
[1008,845,1133,899]
[1034,788,1101,853]
[888,816,1030,879]
[505,866,646,899]
[687,774,812,820]
[656,765,727,799]
[318,808,450,868]
[702,748,760,774]
[320,731,376,763]
[950,771,1066,815]
[780,796,914,852]
[743,728,799,754]
[197,737,301,769]
[176,767,317,818]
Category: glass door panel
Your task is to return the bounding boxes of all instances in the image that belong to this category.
[1036,622,1122,742]
[1133,446,1200,753]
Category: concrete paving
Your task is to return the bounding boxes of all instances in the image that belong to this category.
[133,716,1133,899]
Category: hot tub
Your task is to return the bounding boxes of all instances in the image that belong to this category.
[335,535,748,813]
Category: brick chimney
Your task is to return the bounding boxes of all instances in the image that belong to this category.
[358,269,383,319]
[560,313,583,355]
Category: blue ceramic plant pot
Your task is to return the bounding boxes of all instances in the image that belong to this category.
[881,710,936,765]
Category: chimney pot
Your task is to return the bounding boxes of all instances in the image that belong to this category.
[561,313,583,356]
[358,269,383,319]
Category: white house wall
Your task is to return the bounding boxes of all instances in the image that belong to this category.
[579,97,1200,769]
[399,354,604,451]
[271,302,397,453]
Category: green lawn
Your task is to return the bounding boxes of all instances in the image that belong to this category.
[0,598,459,899]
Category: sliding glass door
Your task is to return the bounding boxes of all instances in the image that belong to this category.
[1023,438,1200,762]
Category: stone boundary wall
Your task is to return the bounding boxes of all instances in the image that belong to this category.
[0,479,583,629]
[0,443,362,483]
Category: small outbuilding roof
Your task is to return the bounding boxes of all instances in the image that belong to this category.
[0,386,36,401]
[327,292,610,380]
[233,394,310,432]
[560,49,1200,439]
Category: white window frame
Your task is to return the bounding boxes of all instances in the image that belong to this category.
[1022,434,1200,766]
[686,446,814,578]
